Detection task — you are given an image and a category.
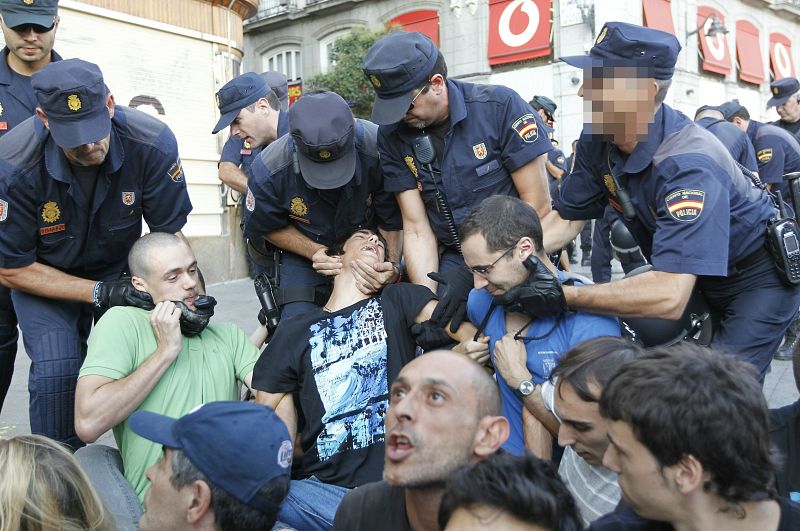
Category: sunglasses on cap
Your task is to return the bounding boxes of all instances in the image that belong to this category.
[10,22,55,34]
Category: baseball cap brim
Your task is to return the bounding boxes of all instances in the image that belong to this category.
[297,147,356,190]
[1,11,56,29]
[767,94,792,108]
[47,109,111,149]
[129,410,182,448]
[370,91,416,126]
[212,108,240,134]
[560,55,596,71]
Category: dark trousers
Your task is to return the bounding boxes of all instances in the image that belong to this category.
[579,220,593,253]
[0,284,18,413]
[591,210,614,283]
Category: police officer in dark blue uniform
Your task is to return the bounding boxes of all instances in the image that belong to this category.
[768,77,800,142]
[538,22,800,381]
[243,91,402,318]
[0,59,193,447]
[216,71,289,195]
[722,100,800,200]
[694,104,758,173]
[0,0,62,414]
[362,32,553,306]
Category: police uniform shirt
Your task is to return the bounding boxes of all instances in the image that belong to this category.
[378,79,553,247]
[0,106,193,280]
[218,111,289,179]
[771,118,800,144]
[555,104,775,277]
[0,47,62,137]
[746,120,800,199]
[547,147,567,181]
[696,116,758,173]
[243,119,402,247]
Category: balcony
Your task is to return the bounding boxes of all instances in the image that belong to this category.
[246,0,365,30]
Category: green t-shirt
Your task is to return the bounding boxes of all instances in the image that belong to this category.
[79,307,259,503]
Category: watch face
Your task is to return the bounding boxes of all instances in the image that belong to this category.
[518,380,535,396]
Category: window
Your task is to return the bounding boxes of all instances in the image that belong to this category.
[319,29,351,74]
[262,47,301,81]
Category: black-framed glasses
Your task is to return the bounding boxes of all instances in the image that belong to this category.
[11,22,55,34]
[408,82,430,111]
[468,245,516,277]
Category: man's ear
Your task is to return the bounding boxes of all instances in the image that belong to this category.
[185,480,213,524]
[131,275,147,292]
[517,237,535,260]
[673,454,706,495]
[35,108,49,129]
[472,415,510,459]
[106,93,116,120]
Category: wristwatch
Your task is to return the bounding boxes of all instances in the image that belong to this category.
[514,380,535,399]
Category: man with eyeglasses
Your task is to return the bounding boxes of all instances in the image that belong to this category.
[460,195,619,457]
[362,32,553,333]
[0,0,61,415]
[770,78,800,143]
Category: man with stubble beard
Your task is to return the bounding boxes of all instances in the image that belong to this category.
[332,350,509,531]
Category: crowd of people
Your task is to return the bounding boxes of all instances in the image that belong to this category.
[0,0,798,529]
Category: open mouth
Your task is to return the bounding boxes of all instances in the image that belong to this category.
[386,432,414,462]
[360,244,380,256]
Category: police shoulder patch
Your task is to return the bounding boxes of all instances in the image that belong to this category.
[167,158,184,182]
[512,114,539,143]
[665,189,705,222]
[757,148,773,163]
[0,198,7,222]
[245,188,255,212]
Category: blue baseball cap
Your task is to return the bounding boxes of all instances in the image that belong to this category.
[261,70,289,111]
[289,91,356,189]
[212,72,269,134]
[130,401,293,515]
[768,77,800,108]
[561,22,681,80]
[718,100,745,121]
[31,59,111,149]
[0,0,58,29]
[362,31,438,125]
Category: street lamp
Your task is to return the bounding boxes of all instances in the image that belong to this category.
[686,13,728,43]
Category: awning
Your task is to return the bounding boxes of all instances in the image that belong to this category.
[735,20,764,84]
[769,32,795,80]
[388,10,440,46]
[696,6,732,76]
[488,0,551,66]
[642,0,675,35]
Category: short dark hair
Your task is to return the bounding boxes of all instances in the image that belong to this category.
[551,336,643,403]
[600,343,779,514]
[728,106,751,121]
[326,228,388,258]
[459,195,544,254]
[438,453,582,531]
[416,50,448,89]
[170,449,289,531]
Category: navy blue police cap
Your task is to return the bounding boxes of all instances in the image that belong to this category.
[31,59,111,149]
[529,95,557,117]
[362,31,438,125]
[261,70,289,111]
[289,91,356,190]
[718,100,744,121]
[212,72,269,134]
[561,21,681,80]
[0,0,58,29]
[768,77,800,108]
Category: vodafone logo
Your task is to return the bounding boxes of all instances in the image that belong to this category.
[703,16,726,61]
[498,0,539,48]
[774,42,792,78]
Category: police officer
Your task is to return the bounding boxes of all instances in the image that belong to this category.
[694,104,758,173]
[243,91,402,318]
[537,22,800,381]
[0,0,62,414]
[768,77,800,142]
[0,59,193,447]
[215,71,289,194]
[722,100,800,200]
[362,31,553,303]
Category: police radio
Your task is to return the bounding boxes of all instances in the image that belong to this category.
[767,190,800,285]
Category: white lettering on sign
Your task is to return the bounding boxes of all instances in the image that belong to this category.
[775,42,792,78]
[498,0,539,48]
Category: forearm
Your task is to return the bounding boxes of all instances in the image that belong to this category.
[513,154,552,219]
[266,226,326,260]
[0,262,96,303]
[522,390,560,436]
[522,409,552,460]
[274,393,298,442]
[541,211,585,254]
[218,162,248,194]
[403,228,439,291]
[545,160,564,180]
[562,270,696,320]
[379,229,403,264]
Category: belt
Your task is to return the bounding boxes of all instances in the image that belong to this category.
[735,246,770,271]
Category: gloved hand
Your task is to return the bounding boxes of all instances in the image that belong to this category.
[174,295,217,337]
[429,265,474,333]
[94,279,154,310]
[410,320,452,351]
[493,256,567,318]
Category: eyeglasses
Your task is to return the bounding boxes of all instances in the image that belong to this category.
[468,245,516,277]
[408,82,430,111]
[10,22,55,34]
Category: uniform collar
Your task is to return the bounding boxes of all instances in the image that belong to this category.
[277,110,289,137]
[608,104,666,175]
[446,79,467,127]
[746,119,760,142]
[0,47,62,86]
[44,124,124,183]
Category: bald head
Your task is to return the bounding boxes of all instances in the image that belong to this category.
[128,232,185,279]
[694,108,724,121]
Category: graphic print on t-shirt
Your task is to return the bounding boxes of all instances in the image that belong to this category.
[309,298,389,460]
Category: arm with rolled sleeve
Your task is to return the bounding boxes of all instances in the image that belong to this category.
[140,127,192,233]
[755,140,785,191]
[218,136,248,194]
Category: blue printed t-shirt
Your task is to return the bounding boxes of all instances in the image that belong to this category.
[252,283,434,488]
[467,276,620,455]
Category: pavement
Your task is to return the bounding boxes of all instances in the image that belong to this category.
[1,258,798,441]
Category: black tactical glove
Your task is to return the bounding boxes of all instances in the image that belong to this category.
[174,295,217,337]
[429,265,474,333]
[410,320,452,351]
[93,279,154,310]
[493,256,567,318]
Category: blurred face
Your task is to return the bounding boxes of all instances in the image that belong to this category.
[776,93,800,123]
[133,241,200,310]
[445,505,547,531]
[61,136,111,167]
[403,75,447,130]
[603,420,678,521]
[461,234,530,296]
[230,100,274,147]
[140,448,188,531]
[580,69,658,147]
[536,108,554,129]
[0,16,59,67]
[554,381,609,466]
[385,352,483,487]
[340,229,386,267]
